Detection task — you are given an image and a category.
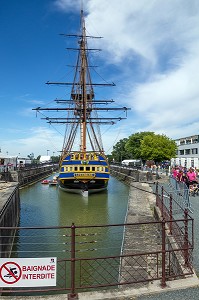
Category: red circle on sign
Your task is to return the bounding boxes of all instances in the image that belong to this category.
[0,262,22,284]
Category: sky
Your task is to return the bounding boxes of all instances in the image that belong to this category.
[1,0,199,158]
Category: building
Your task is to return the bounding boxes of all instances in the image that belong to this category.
[171,135,199,169]
[0,154,17,172]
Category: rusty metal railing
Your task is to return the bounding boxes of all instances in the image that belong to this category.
[0,219,194,297]
[0,183,194,297]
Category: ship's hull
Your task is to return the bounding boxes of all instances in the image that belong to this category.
[58,151,110,195]
[58,180,108,194]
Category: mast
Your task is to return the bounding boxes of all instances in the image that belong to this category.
[33,10,130,155]
[80,9,87,152]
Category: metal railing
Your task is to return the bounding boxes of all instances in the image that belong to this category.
[0,216,194,297]
[168,176,191,209]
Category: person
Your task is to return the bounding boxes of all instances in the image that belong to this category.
[189,183,198,197]
[187,168,198,186]
[176,170,188,183]
[176,170,183,181]
[172,166,178,178]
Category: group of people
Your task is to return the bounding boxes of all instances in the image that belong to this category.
[172,166,199,195]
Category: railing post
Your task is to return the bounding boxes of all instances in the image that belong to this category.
[161,218,166,288]
[169,194,173,234]
[184,209,189,267]
[155,182,158,206]
[161,186,164,218]
[68,223,78,300]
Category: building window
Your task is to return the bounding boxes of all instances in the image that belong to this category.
[80,166,84,171]
[185,149,190,155]
[179,150,184,155]
[192,148,198,154]
[180,140,185,145]
[193,138,199,143]
[191,160,194,167]
[186,139,191,144]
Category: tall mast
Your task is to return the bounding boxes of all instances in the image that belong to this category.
[33,10,131,155]
[80,9,87,152]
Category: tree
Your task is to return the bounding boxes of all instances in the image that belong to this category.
[51,155,60,163]
[106,154,113,163]
[125,132,154,160]
[111,138,130,162]
[140,133,177,163]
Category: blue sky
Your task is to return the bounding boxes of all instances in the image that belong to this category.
[1,0,199,158]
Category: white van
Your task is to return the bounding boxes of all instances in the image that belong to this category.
[121,159,141,167]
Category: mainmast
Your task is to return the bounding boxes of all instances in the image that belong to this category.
[33,10,130,155]
[80,9,87,152]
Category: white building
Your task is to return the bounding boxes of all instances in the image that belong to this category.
[171,135,199,169]
[0,154,17,172]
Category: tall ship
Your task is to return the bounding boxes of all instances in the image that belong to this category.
[33,10,130,195]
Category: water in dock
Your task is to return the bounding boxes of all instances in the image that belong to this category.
[14,175,129,260]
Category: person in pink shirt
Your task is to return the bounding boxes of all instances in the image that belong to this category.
[172,167,178,178]
[187,168,198,184]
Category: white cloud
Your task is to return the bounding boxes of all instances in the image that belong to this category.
[31,0,199,156]
[1,127,63,157]
[53,0,81,12]
[84,0,199,140]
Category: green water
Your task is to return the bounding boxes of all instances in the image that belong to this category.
[13,175,129,291]
[19,175,129,228]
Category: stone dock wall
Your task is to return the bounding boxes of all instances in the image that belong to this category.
[111,166,194,289]
[0,164,58,258]
[0,182,20,257]
[110,165,155,184]
[0,164,58,187]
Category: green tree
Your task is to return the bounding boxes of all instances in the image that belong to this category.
[106,154,113,163]
[140,133,177,163]
[125,132,154,160]
[51,156,60,163]
[111,138,130,162]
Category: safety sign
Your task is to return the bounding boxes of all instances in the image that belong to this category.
[0,257,57,287]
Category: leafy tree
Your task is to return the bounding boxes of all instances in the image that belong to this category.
[125,132,154,160]
[27,153,34,160]
[140,133,177,163]
[111,138,130,162]
[51,156,60,163]
[106,154,113,163]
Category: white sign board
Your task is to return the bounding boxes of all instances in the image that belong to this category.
[0,257,57,287]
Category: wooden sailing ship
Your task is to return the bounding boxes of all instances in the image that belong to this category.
[33,10,130,195]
